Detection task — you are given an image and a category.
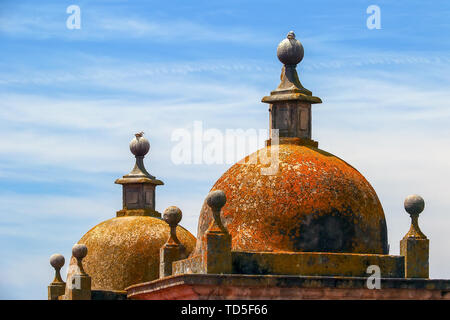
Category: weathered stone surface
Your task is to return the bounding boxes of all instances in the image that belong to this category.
[194,144,388,256]
[173,255,203,275]
[232,251,404,278]
[126,274,450,300]
[203,231,232,274]
[400,238,429,278]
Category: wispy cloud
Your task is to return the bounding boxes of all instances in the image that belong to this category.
[0,5,273,45]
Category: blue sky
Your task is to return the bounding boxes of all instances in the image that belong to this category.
[1,0,449,299]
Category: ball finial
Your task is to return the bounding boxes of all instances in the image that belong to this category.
[404,194,425,215]
[277,31,304,66]
[50,254,65,269]
[129,131,150,157]
[72,243,88,259]
[163,206,182,226]
[206,190,227,211]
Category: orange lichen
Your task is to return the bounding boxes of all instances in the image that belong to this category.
[194,144,388,256]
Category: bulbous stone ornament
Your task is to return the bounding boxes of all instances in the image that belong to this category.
[163,206,182,227]
[130,131,150,157]
[404,194,425,216]
[277,31,304,66]
[50,254,65,270]
[72,243,88,259]
[206,190,227,212]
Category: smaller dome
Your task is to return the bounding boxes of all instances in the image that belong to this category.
[66,216,195,291]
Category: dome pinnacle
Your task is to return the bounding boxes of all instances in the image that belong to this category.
[114,132,164,218]
[125,131,155,179]
[262,31,321,147]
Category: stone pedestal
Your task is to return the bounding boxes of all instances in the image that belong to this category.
[203,230,232,274]
[160,244,186,278]
[48,282,66,300]
[68,274,92,300]
[400,237,429,278]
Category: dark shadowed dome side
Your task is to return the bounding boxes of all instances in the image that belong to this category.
[66,216,196,291]
[194,144,388,255]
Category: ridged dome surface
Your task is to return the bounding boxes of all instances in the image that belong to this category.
[67,216,196,291]
[195,144,388,255]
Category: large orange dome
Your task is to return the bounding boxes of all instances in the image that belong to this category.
[66,216,196,291]
[195,143,388,255]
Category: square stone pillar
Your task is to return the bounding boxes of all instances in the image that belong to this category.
[203,230,232,274]
[400,237,429,278]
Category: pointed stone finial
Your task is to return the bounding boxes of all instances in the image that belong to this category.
[48,254,66,300]
[206,190,227,233]
[115,132,163,218]
[404,194,426,239]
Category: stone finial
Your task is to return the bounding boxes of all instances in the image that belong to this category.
[48,253,66,300]
[72,244,88,275]
[68,243,91,300]
[405,194,425,216]
[206,190,227,211]
[127,132,153,178]
[160,206,186,278]
[130,131,150,157]
[206,190,227,233]
[50,254,65,283]
[262,31,321,147]
[277,31,304,66]
[115,132,164,218]
[400,194,429,278]
[203,190,232,274]
[163,206,182,245]
[403,194,426,239]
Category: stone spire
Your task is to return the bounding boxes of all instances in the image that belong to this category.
[262,31,322,147]
[115,132,163,217]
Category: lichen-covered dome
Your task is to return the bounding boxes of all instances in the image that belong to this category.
[67,216,196,291]
[195,143,388,255]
